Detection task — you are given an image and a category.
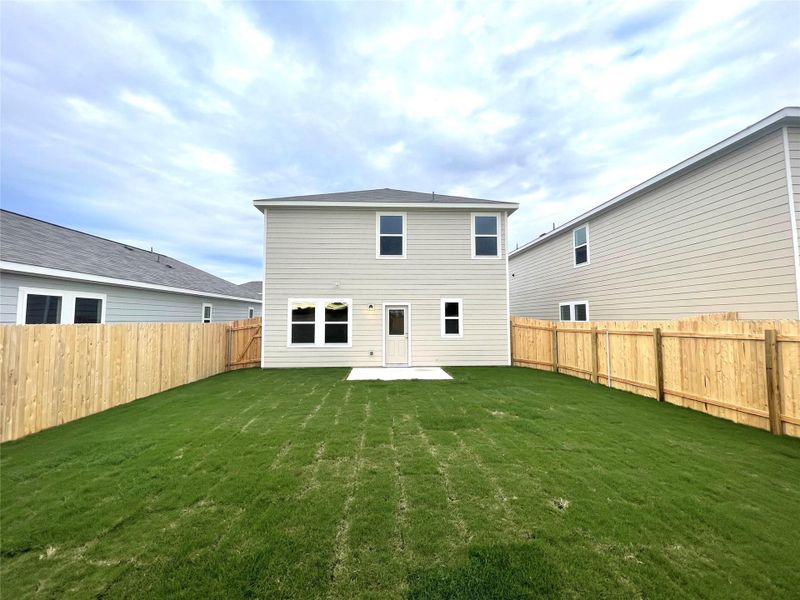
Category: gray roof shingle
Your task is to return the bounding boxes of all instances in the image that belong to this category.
[254,187,518,207]
[0,210,261,300]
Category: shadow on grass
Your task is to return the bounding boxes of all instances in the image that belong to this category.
[407,543,562,599]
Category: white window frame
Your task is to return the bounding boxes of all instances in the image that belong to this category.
[202,303,213,323]
[559,301,590,322]
[471,212,501,259]
[573,224,590,267]
[440,298,463,338]
[16,287,107,325]
[286,298,353,348]
[248,307,255,318]
[376,212,406,259]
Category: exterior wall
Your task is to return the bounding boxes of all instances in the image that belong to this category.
[262,207,510,367]
[0,272,259,324]
[788,127,800,282]
[510,128,800,320]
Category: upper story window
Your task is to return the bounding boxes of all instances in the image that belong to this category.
[289,298,352,346]
[202,303,213,323]
[559,301,589,322]
[573,224,589,266]
[17,287,105,324]
[472,213,500,258]
[377,213,406,258]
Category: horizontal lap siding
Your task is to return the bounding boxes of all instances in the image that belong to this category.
[0,273,258,323]
[263,207,509,367]
[510,128,799,320]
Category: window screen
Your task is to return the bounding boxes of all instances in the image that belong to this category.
[379,215,404,256]
[291,302,315,343]
[74,298,102,324]
[474,215,499,256]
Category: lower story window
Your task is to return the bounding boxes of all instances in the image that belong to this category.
[441,298,463,337]
[559,301,589,322]
[248,307,255,318]
[289,298,351,346]
[18,288,105,324]
[202,303,213,323]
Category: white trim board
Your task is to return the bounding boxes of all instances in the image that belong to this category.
[255,200,518,212]
[511,107,800,258]
[781,126,800,318]
[1,261,260,303]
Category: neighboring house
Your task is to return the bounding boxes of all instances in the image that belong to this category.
[510,107,800,321]
[0,210,262,324]
[254,188,518,367]
[237,281,263,312]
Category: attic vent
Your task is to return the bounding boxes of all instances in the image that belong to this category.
[165,264,173,268]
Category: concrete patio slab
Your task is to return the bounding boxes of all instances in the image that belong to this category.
[347,367,452,381]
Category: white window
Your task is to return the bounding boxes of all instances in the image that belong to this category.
[376,213,406,258]
[248,307,255,318]
[202,303,213,323]
[573,224,589,266]
[16,287,105,324]
[472,213,500,258]
[559,301,589,322]
[441,298,463,337]
[287,298,352,347]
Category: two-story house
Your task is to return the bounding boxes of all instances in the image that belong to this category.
[510,107,800,321]
[254,189,518,367]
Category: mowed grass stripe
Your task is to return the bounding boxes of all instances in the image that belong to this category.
[2,367,800,598]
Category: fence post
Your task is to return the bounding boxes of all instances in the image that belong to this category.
[590,327,598,384]
[653,328,664,401]
[551,322,559,373]
[509,319,515,366]
[764,329,783,435]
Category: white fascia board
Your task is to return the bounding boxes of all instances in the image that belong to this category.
[510,107,800,258]
[0,261,261,303]
[253,200,519,213]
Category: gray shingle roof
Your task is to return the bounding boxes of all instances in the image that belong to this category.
[254,187,518,207]
[237,281,263,297]
[0,210,261,300]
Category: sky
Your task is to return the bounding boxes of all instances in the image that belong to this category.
[2,1,799,284]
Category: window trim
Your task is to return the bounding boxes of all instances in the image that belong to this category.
[376,212,407,259]
[558,301,590,322]
[471,212,501,259]
[286,298,353,348]
[573,224,590,268]
[440,298,463,338]
[16,287,106,325]
[202,303,213,323]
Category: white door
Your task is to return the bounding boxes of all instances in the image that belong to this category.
[385,306,409,366]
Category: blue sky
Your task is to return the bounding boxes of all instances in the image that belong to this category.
[2,1,798,283]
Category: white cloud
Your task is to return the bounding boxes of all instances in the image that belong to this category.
[120,91,176,121]
[174,145,236,175]
[65,97,111,123]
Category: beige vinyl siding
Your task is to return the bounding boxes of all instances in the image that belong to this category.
[262,207,509,367]
[0,272,258,323]
[510,128,800,320]
[788,127,800,260]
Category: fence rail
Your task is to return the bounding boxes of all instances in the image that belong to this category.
[511,316,800,438]
[0,320,264,443]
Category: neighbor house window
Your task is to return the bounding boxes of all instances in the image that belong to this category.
[472,214,500,257]
[559,301,589,322]
[441,298,463,337]
[573,225,589,266]
[17,288,105,324]
[202,303,213,323]
[73,298,103,324]
[25,294,62,324]
[377,213,406,258]
[248,307,255,318]
[288,298,352,346]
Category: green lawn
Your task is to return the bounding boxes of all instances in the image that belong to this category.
[2,367,799,599]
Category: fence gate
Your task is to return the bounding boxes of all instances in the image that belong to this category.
[226,317,262,370]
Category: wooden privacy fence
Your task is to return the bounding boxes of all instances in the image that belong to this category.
[511,317,800,437]
[1,319,264,443]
